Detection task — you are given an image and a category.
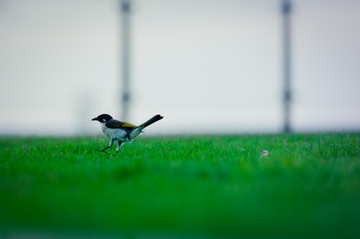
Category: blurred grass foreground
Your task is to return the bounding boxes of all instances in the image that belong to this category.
[0,133,360,238]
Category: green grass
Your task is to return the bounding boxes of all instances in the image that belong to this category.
[0,133,360,238]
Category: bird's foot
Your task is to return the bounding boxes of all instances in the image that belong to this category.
[96,149,109,153]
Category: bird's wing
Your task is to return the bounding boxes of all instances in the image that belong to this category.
[105,119,137,129]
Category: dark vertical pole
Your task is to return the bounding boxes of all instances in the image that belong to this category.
[282,0,292,133]
[121,0,131,121]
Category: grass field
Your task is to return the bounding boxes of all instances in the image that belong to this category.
[0,133,360,238]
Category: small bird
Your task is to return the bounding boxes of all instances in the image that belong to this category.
[92,114,163,153]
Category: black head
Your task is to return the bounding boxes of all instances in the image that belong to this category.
[92,114,113,123]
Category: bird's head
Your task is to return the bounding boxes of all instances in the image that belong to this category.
[92,114,113,123]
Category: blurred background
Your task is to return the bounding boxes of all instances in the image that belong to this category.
[0,0,359,136]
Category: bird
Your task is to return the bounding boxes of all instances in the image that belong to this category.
[92,114,163,153]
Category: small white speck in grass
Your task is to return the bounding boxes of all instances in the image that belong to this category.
[260,149,269,158]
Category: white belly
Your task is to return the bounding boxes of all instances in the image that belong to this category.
[100,123,143,142]
[105,128,128,141]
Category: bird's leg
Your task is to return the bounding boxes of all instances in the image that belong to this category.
[97,138,115,153]
[116,142,123,153]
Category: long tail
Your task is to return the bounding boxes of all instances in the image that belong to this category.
[139,114,163,128]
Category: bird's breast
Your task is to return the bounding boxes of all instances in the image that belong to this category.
[104,128,129,141]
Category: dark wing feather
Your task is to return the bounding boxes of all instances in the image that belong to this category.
[105,119,137,129]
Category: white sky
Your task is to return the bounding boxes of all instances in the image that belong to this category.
[0,0,360,135]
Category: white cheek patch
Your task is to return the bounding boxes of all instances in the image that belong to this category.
[102,119,106,123]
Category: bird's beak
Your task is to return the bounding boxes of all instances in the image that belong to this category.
[92,117,98,121]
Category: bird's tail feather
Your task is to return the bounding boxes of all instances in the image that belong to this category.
[140,114,163,128]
